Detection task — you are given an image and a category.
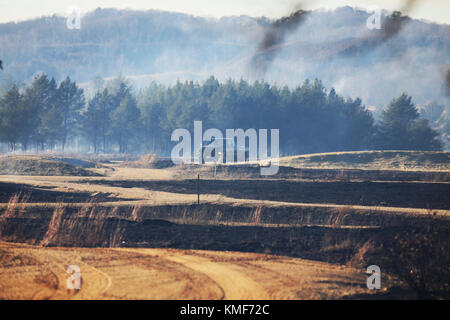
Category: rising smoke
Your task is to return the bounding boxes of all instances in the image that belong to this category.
[250,8,309,78]
[382,0,417,40]
[336,0,418,57]
[249,1,419,77]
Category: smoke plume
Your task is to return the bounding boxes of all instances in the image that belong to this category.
[250,8,309,78]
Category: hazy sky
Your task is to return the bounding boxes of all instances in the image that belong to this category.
[0,0,449,24]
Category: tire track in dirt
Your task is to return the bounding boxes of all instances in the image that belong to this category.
[124,248,270,300]
[0,243,226,299]
[75,255,113,297]
[0,242,65,300]
[22,249,68,300]
[127,249,374,300]
[1,242,112,299]
[119,248,225,299]
[1,242,381,299]
[38,248,113,299]
[30,270,60,300]
[163,250,307,300]
[100,248,224,299]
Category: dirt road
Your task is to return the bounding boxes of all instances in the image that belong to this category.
[0,241,380,300]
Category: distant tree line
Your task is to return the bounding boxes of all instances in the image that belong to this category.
[0,74,443,155]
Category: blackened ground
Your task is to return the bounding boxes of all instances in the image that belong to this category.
[0,182,135,203]
[89,179,450,209]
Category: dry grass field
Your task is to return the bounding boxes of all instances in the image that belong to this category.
[0,241,386,300]
[280,150,450,171]
[0,151,449,299]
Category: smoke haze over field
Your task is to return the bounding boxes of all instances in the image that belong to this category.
[0,6,449,108]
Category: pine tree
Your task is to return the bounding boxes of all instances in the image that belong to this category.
[21,74,58,150]
[57,77,85,151]
[110,92,141,153]
[0,85,23,151]
[376,94,442,150]
[81,89,112,153]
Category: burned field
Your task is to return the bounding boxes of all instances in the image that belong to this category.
[90,178,450,210]
[0,152,449,299]
[0,182,135,203]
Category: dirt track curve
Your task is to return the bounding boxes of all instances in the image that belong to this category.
[0,241,383,300]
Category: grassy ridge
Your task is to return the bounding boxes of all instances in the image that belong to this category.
[281,151,450,171]
[0,155,101,176]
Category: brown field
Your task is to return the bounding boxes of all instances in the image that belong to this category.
[0,151,449,299]
[0,241,388,300]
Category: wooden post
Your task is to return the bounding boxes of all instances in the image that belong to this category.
[214,162,217,179]
[197,174,200,205]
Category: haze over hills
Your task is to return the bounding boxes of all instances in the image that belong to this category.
[0,6,449,110]
[1,6,450,303]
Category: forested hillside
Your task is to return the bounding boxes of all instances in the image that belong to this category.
[0,74,442,154]
[0,7,449,107]
[0,6,448,153]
